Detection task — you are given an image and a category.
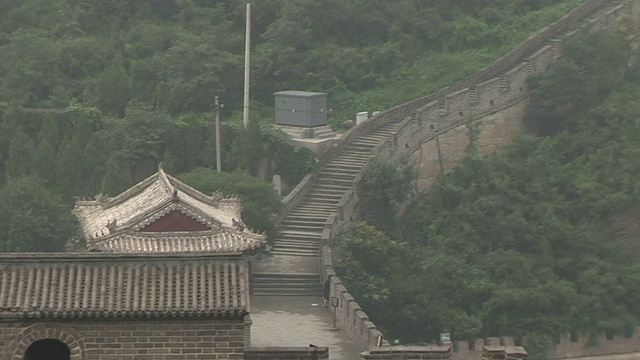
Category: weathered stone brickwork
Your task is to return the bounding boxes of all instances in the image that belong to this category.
[313,1,640,359]
[246,346,330,360]
[546,329,640,359]
[0,318,247,360]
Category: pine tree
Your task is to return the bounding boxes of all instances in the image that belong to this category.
[5,128,32,181]
[0,102,26,180]
[38,112,61,152]
[100,155,123,196]
[83,133,109,195]
[0,176,75,252]
[32,139,57,185]
[227,122,264,176]
[96,56,132,117]
[56,133,85,198]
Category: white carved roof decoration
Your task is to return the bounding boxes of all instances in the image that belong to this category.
[73,167,255,247]
[88,231,266,253]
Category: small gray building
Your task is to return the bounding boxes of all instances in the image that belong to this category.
[274,90,327,127]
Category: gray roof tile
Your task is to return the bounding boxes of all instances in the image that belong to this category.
[73,166,267,253]
[0,253,248,320]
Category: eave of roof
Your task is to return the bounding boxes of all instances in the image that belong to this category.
[0,252,249,320]
[73,166,257,246]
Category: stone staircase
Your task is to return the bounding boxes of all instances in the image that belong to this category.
[252,123,398,296]
[251,273,323,296]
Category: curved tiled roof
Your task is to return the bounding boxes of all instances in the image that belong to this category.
[72,166,267,253]
[90,231,266,253]
[0,253,248,320]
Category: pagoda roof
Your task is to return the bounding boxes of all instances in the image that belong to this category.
[73,166,267,253]
[0,253,248,320]
[89,230,266,253]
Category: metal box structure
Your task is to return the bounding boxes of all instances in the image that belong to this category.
[274,90,328,127]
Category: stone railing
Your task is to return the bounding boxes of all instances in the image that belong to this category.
[278,0,614,219]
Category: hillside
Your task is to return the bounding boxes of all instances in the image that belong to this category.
[0,0,589,252]
[336,30,640,357]
[0,0,585,126]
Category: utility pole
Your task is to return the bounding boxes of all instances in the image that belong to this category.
[215,96,223,173]
[243,3,251,128]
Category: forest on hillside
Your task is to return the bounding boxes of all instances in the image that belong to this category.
[337,31,640,358]
[0,0,586,252]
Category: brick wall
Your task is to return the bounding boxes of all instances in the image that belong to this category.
[545,329,640,359]
[1,317,247,360]
[246,346,329,360]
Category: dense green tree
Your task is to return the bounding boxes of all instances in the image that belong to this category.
[32,139,57,185]
[38,112,61,152]
[0,176,76,252]
[227,122,264,176]
[5,128,32,180]
[96,57,132,117]
[177,167,282,241]
[83,133,109,195]
[337,31,640,355]
[360,158,416,236]
[100,155,125,196]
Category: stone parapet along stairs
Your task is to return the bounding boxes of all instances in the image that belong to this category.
[252,0,632,297]
[252,123,398,296]
[251,273,322,296]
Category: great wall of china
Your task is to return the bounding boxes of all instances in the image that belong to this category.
[273,0,640,358]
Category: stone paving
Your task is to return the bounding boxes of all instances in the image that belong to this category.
[250,295,360,360]
[252,252,320,274]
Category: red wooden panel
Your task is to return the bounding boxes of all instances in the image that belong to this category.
[141,210,209,232]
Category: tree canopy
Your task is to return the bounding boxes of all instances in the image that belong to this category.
[0,176,75,252]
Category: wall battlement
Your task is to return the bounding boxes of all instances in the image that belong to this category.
[308,0,640,359]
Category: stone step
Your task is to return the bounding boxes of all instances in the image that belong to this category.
[303,194,342,203]
[336,149,372,157]
[279,230,323,239]
[281,216,327,223]
[286,212,331,220]
[271,245,320,254]
[286,210,330,218]
[275,239,320,247]
[281,219,327,228]
[314,177,355,186]
[251,272,322,296]
[269,249,319,257]
[291,204,335,213]
[271,244,320,254]
[349,140,380,147]
[327,156,367,163]
[308,186,348,194]
[323,165,361,173]
[280,223,326,232]
[316,171,358,181]
[307,191,344,199]
[312,184,353,191]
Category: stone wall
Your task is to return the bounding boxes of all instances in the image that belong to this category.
[0,318,247,360]
[279,0,617,223]
[246,346,329,360]
[546,329,640,359]
[360,340,527,360]
[320,249,388,353]
[312,0,640,359]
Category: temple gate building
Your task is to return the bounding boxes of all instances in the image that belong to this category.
[0,252,250,360]
[72,166,267,254]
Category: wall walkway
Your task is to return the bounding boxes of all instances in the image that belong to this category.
[263,0,640,359]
